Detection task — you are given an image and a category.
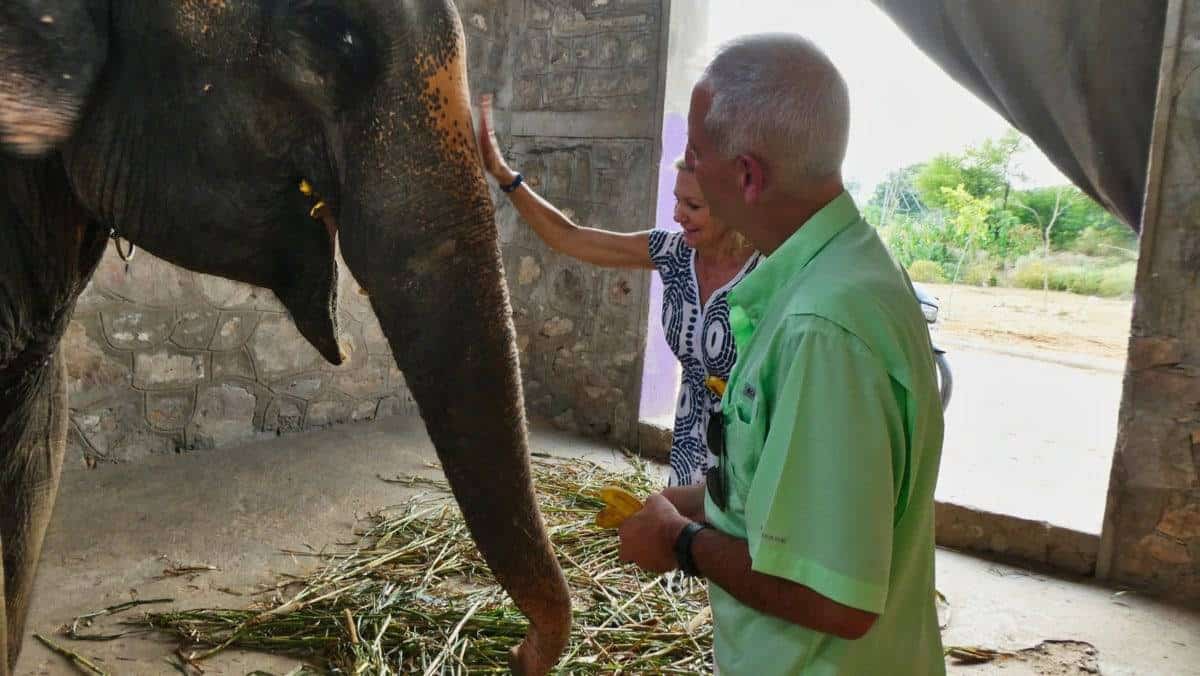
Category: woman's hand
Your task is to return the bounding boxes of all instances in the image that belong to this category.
[476,93,653,269]
[479,94,518,186]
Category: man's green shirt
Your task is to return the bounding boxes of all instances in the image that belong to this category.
[705,192,946,675]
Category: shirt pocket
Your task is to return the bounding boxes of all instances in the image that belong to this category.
[724,378,765,501]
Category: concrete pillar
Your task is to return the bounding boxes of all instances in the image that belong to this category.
[495,1,672,448]
[1098,0,1200,604]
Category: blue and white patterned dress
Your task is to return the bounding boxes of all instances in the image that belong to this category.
[649,230,762,486]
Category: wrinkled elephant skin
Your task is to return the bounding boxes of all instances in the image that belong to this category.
[0,1,571,674]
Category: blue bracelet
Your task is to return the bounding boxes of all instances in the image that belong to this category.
[501,173,524,193]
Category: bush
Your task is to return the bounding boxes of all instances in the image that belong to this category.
[985,220,1043,264]
[1012,257,1048,290]
[1070,226,1138,257]
[907,259,947,283]
[1011,254,1134,298]
[878,214,953,268]
[1098,263,1136,298]
[1052,266,1105,295]
[959,254,997,286]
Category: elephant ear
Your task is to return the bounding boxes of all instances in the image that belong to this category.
[0,0,106,156]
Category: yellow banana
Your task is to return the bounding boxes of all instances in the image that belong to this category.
[705,376,727,397]
[594,486,643,528]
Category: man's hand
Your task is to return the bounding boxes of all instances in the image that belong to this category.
[617,494,692,574]
[661,483,707,524]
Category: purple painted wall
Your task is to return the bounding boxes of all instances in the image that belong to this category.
[638,113,688,425]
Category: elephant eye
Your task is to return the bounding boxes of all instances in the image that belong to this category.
[274,0,376,105]
[297,4,363,61]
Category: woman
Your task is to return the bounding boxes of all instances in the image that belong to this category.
[478,95,761,487]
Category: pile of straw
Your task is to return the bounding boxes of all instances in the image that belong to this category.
[142,458,713,674]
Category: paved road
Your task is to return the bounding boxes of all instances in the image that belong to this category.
[935,344,1123,534]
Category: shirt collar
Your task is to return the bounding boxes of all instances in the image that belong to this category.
[728,191,860,318]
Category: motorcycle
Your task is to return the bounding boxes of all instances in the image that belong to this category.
[913,283,953,411]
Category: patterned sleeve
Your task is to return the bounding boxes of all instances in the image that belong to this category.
[648,229,688,279]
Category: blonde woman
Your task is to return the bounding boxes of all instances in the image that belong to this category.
[478,95,760,487]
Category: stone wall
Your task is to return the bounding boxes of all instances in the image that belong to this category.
[502,138,655,442]
[1098,0,1200,605]
[65,245,416,467]
[63,0,671,466]
[495,0,670,446]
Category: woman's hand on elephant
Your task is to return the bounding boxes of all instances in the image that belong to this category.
[478,94,518,186]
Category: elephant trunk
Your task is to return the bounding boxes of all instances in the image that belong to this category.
[336,4,570,673]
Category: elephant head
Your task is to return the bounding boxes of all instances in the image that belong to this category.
[0,1,570,673]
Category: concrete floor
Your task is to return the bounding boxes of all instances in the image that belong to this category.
[14,416,1200,675]
[938,344,1123,534]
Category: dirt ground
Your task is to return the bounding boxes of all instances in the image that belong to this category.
[19,417,1200,676]
[923,283,1133,361]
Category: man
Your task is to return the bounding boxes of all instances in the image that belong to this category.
[618,33,946,674]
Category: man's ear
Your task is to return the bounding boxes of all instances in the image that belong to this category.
[737,154,767,205]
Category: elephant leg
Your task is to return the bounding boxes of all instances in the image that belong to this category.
[0,536,6,676]
[0,355,69,674]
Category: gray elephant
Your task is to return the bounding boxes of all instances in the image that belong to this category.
[0,1,570,673]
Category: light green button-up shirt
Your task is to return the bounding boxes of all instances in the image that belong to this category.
[705,192,945,675]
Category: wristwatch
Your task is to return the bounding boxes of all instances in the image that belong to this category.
[500,172,524,193]
[674,521,711,577]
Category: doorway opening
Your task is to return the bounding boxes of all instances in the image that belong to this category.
[638,0,1135,535]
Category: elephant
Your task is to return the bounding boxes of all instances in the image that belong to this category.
[0,1,571,673]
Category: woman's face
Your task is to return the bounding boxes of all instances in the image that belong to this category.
[673,170,732,249]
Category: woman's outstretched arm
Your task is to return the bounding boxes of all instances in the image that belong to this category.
[479,95,654,269]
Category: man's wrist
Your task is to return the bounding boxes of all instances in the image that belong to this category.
[673,520,710,577]
[663,514,693,549]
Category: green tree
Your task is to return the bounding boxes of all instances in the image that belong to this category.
[867,128,1137,279]
[876,213,951,267]
[1010,185,1136,251]
[912,129,1027,208]
[915,129,1026,210]
[914,154,969,210]
[1016,186,1074,295]
[939,185,992,282]
[965,129,1026,210]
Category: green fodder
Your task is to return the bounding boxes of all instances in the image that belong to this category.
[134,459,715,675]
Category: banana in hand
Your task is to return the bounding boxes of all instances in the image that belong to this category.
[594,486,644,528]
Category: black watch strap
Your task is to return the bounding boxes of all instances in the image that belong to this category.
[674,521,710,577]
[500,172,524,193]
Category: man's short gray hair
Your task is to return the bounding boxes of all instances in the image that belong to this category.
[700,33,850,190]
